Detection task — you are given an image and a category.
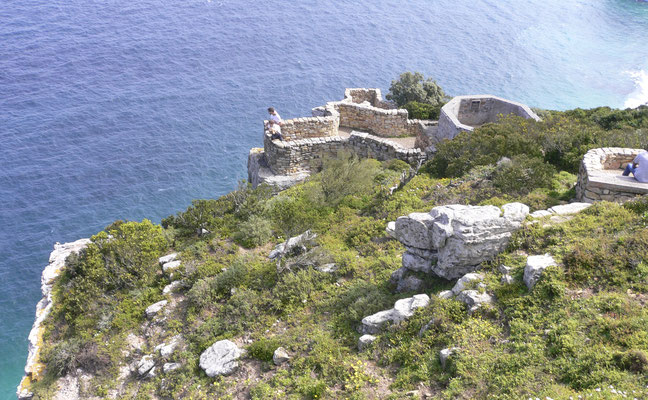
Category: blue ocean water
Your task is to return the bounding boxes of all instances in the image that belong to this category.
[1,0,647,397]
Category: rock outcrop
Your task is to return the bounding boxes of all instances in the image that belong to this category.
[360,294,430,334]
[199,340,244,377]
[18,239,91,400]
[524,254,557,289]
[393,203,529,280]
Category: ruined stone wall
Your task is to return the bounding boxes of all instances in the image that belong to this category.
[438,95,541,141]
[337,103,412,137]
[264,114,339,141]
[264,132,426,175]
[576,147,648,203]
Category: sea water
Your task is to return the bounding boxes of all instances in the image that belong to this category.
[1,0,647,396]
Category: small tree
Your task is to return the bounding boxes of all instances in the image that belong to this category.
[386,72,446,107]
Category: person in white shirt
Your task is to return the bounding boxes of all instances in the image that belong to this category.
[266,107,283,141]
[622,150,648,183]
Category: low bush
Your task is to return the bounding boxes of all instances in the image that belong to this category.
[492,155,557,196]
[233,215,273,248]
[403,101,443,120]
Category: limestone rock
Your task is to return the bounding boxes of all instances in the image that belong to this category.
[269,230,317,259]
[163,280,184,295]
[393,294,430,321]
[146,366,156,378]
[440,347,460,370]
[145,300,168,319]
[395,213,435,249]
[402,251,433,273]
[358,334,377,350]
[137,355,155,376]
[360,310,395,334]
[158,253,178,265]
[162,260,181,273]
[502,202,530,225]
[396,275,424,293]
[386,221,397,239]
[501,274,514,284]
[272,347,290,365]
[456,290,493,313]
[451,273,484,295]
[429,204,528,279]
[437,290,454,299]
[315,263,338,273]
[530,210,552,218]
[199,340,243,377]
[361,294,430,334]
[524,254,557,289]
[163,363,181,373]
[156,335,182,358]
[498,265,512,274]
[547,202,592,215]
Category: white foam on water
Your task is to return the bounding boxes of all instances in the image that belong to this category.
[624,68,648,109]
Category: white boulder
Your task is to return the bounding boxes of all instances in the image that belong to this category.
[272,347,290,365]
[361,294,430,334]
[158,253,178,265]
[137,355,155,376]
[163,363,181,373]
[456,290,493,313]
[162,260,181,273]
[358,334,377,350]
[394,213,435,249]
[451,273,484,295]
[155,335,182,358]
[394,203,529,280]
[199,340,244,377]
[145,300,167,319]
[440,347,460,369]
[524,254,557,289]
[547,202,592,215]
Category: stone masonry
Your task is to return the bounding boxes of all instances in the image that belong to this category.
[575,147,648,203]
[437,95,541,141]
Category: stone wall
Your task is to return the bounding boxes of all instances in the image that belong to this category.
[265,104,340,141]
[438,95,540,141]
[576,147,648,203]
[263,131,427,175]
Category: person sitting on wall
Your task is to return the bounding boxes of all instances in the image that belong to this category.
[622,150,648,183]
[265,107,283,141]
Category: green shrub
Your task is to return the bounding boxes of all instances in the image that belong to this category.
[492,155,557,196]
[266,184,324,238]
[247,338,282,362]
[161,198,236,237]
[386,71,446,107]
[313,151,380,207]
[233,215,273,248]
[187,258,248,308]
[429,115,542,178]
[403,101,443,120]
[54,220,166,333]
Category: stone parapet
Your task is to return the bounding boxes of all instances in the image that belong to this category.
[438,95,540,140]
[575,147,648,203]
[263,131,426,176]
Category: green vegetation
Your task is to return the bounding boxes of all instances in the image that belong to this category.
[386,71,447,109]
[30,105,648,399]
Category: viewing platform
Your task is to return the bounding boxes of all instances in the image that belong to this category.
[576,147,648,202]
[248,89,541,190]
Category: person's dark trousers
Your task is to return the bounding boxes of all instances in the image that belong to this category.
[623,164,635,176]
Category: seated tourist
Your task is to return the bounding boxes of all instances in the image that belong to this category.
[622,150,648,183]
[265,107,283,141]
[268,119,283,141]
